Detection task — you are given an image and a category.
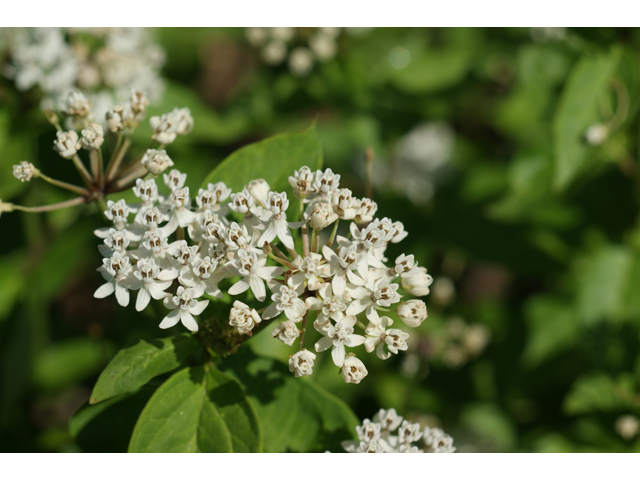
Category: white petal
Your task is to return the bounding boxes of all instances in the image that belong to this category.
[315,336,334,352]
[332,274,346,297]
[94,282,115,299]
[257,221,278,248]
[136,288,151,311]
[159,309,181,329]
[257,266,283,281]
[346,334,365,347]
[346,297,371,316]
[262,302,281,320]
[115,282,130,307]
[189,299,209,316]
[180,311,199,332]
[228,279,250,296]
[331,344,346,367]
[249,275,266,302]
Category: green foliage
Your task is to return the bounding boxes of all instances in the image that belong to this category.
[553,47,621,190]
[90,334,200,404]
[201,124,323,192]
[221,349,359,453]
[128,365,262,453]
[564,373,637,415]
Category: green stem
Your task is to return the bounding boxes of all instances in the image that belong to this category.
[38,172,89,196]
[326,219,340,248]
[12,197,86,213]
[72,154,94,189]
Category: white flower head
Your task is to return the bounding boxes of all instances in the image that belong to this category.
[400,267,433,296]
[53,130,79,158]
[245,179,271,207]
[13,161,36,182]
[229,300,261,335]
[340,355,368,384]
[79,122,104,150]
[141,149,174,175]
[272,320,300,346]
[106,103,134,132]
[289,47,314,77]
[289,166,316,199]
[397,299,427,328]
[160,286,208,332]
[63,90,92,117]
[309,202,338,230]
[288,349,316,377]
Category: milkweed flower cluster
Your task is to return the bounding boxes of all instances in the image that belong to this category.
[341,409,456,453]
[245,27,342,77]
[1,27,165,118]
[92,161,432,383]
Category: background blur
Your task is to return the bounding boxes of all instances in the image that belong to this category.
[1,27,640,452]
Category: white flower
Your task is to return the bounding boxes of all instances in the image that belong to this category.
[79,122,104,150]
[98,228,130,257]
[288,349,316,377]
[246,27,268,47]
[130,90,149,115]
[615,415,640,441]
[314,315,365,367]
[391,253,418,278]
[168,186,196,228]
[261,41,287,65]
[106,103,134,132]
[289,47,314,77]
[132,230,174,268]
[196,182,231,212]
[309,202,338,230]
[355,198,377,224]
[149,111,178,144]
[227,250,283,302]
[225,222,256,252]
[309,34,337,62]
[390,221,408,243]
[305,283,347,328]
[141,149,174,175]
[53,130,79,158]
[400,267,433,296]
[373,408,403,432]
[258,191,296,249]
[347,274,402,318]
[132,258,176,311]
[229,188,256,215]
[229,300,261,335]
[340,355,368,384]
[398,420,423,445]
[104,199,130,231]
[423,427,456,453]
[163,169,187,189]
[94,252,136,307]
[330,188,360,221]
[63,91,91,117]
[172,107,194,136]
[13,161,36,182]
[322,243,367,296]
[365,314,409,360]
[160,286,208,332]
[356,419,382,443]
[289,166,316,199]
[396,299,427,328]
[314,168,341,195]
[179,255,226,298]
[245,179,271,207]
[262,284,306,321]
[585,123,608,146]
[272,320,299,346]
[132,178,159,208]
[290,252,331,291]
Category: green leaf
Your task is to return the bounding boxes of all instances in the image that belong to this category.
[201,124,323,193]
[128,365,262,452]
[221,349,359,453]
[90,334,200,404]
[70,388,156,453]
[33,339,115,391]
[577,245,633,326]
[522,296,579,367]
[563,373,636,415]
[553,47,621,190]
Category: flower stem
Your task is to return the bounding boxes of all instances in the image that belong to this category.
[311,228,319,253]
[326,219,340,248]
[298,310,309,351]
[268,252,296,269]
[364,147,374,199]
[37,172,89,196]
[72,154,94,189]
[12,196,86,213]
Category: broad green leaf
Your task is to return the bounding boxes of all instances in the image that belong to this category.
[70,388,156,453]
[129,365,262,452]
[221,349,359,453]
[522,296,579,367]
[90,334,200,404]
[577,245,633,326]
[33,338,115,391]
[201,125,323,193]
[553,48,621,190]
[563,373,636,415]
[460,403,516,453]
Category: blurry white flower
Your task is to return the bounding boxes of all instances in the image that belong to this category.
[12,161,36,182]
[288,47,314,77]
[400,267,433,296]
[340,355,368,384]
[229,300,262,336]
[309,202,338,230]
[53,130,79,158]
[106,103,134,132]
[288,349,316,377]
[63,90,91,117]
[272,320,300,346]
[585,123,609,146]
[397,299,427,328]
[79,122,104,150]
[141,149,174,175]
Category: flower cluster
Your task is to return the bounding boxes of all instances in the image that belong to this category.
[93,162,432,383]
[245,27,342,77]
[341,409,456,453]
[2,27,165,118]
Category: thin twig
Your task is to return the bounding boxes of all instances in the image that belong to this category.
[12,196,87,213]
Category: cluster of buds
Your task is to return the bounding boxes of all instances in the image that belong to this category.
[5,89,193,235]
[341,408,456,453]
[91,161,432,384]
[245,27,342,77]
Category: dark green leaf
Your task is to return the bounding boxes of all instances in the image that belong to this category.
[90,334,200,404]
[128,365,262,452]
[563,373,636,415]
[201,125,323,193]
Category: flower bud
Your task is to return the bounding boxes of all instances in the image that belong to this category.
[400,267,433,296]
[272,320,299,346]
[261,41,287,65]
[106,103,134,132]
[229,301,261,336]
[172,107,194,136]
[63,91,92,117]
[141,149,174,175]
[245,179,270,206]
[130,90,149,116]
[396,300,427,328]
[79,122,104,150]
[355,198,378,224]
[288,47,314,77]
[53,130,79,159]
[309,202,338,230]
[341,355,368,384]
[288,349,316,377]
[150,112,178,144]
[585,123,608,146]
[12,161,36,182]
[44,108,60,127]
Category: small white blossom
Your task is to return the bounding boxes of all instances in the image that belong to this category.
[53,130,79,158]
[94,252,136,307]
[290,253,331,291]
[245,179,271,207]
[227,250,283,302]
[272,320,300,346]
[314,168,341,195]
[288,349,316,377]
[79,122,104,150]
[289,166,316,199]
[330,188,360,221]
[373,408,404,432]
[355,198,378,224]
[229,300,261,335]
[196,182,231,212]
[132,258,176,311]
[63,91,91,117]
[398,420,423,445]
[258,191,296,249]
[12,161,36,182]
[340,355,368,384]
[400,267,433,296]
[160,286,208,332]
[262,284,306,321]
[106,103,134,132]
[309,202,338,230]
[141,149,174,175]
[163,169,187,189]
[288,47,314,77]
[397,299,427,328]
[314,315,365,367]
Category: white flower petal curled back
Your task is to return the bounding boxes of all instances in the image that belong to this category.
[288,349,316,377]
[314,315,365,367]
[229,301,261,335]
[160,286,208,332]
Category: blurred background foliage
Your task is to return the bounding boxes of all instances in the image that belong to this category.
[1,27,640,452]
